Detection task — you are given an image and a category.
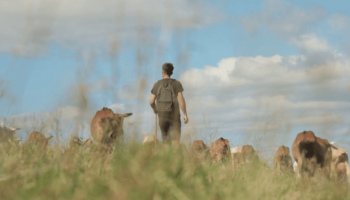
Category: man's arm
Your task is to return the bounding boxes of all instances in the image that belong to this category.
[149,94,157,113]
[178,92,189,124]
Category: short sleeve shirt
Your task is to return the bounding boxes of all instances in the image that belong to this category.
[151,78,184,119]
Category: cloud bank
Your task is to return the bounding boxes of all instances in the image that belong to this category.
[0,0,220,56]
[178,33,350,151]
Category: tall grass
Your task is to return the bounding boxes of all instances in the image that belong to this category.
[0,141,349,200]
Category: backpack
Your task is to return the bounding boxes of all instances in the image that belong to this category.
[156,79,176,112]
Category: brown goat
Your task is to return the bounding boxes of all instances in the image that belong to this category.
[90,107,132,145]
[27,131,53,149]
[209,138,230,162]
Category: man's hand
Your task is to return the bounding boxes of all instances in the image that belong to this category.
[183,115,189,124]
[150,103,157,114]
[178,92,188,124]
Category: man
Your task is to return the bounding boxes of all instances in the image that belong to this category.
[149,63,188,146]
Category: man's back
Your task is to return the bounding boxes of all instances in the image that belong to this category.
[151,78,184,120]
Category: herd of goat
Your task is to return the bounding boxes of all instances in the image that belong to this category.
[1,107,349,182]
[186,133,349,181]
[144,131,350,182]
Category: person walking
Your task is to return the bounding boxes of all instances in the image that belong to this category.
[149,63,188,147]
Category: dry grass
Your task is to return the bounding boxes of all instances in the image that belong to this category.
[0,141,349,200]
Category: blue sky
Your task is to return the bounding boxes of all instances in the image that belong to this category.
[1,0,350,159]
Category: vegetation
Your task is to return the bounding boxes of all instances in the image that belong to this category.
[0,142,349,200]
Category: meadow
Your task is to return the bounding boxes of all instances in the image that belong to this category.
[0,140,349,200]
[1,0,349,199]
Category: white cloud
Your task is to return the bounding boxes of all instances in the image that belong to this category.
[6,105,94,139]
[109,103,125,112]
[290,34,345,68]
[181,34,349,98]
[291,34,331,52]
[115,78,150,101]
[56,106,80,121]
[327,14,350,57]
[0,0,221,56]
[239,0,326,38]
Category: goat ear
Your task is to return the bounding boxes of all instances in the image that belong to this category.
[124,113,133,117]
[47,136,53,140]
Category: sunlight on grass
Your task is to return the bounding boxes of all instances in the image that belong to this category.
[0,141,349,200]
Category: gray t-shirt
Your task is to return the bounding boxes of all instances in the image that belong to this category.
[151,78,184,120]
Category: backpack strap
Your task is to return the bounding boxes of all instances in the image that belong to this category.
[156,83,162,98]
[168,79,176,99]
[156,79,176,98]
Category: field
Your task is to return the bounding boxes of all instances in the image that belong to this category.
[0,142,349,200]
[1,0,350,199]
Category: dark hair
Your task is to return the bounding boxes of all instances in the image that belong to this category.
[162,63,174,76]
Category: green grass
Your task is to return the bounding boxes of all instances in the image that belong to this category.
[0,142,349,200]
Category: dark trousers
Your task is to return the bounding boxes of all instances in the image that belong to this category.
[158,113,181,142]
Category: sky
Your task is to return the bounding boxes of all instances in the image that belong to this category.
[0,0,350,160]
